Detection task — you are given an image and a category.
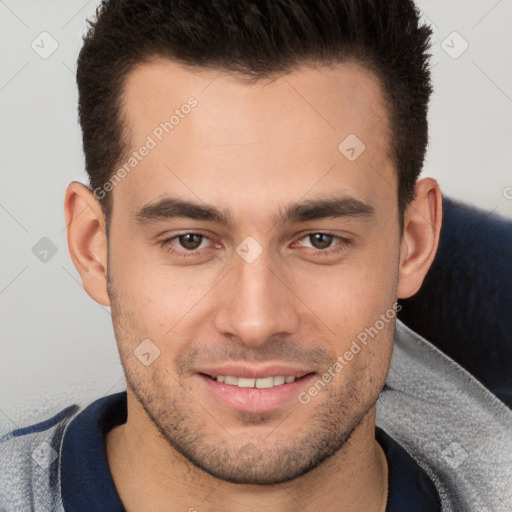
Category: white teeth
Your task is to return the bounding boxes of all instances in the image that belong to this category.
[255,376,274,389]
[237,377,256,388]
[215,375,297,388]
[273,376,286,386]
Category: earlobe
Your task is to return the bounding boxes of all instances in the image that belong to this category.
[64,181,110,306]
[397,178,442,299]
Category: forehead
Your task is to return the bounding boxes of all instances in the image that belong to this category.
[115,58,394,218]
[121,58,389,138]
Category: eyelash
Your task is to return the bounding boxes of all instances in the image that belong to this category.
[160,231,352,258]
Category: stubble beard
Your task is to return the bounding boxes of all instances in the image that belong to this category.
[107,272,382,485]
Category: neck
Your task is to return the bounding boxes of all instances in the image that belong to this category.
[106,393,388,512]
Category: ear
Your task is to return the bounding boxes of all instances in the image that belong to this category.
[397,178,442,299]
[64,182,110,306]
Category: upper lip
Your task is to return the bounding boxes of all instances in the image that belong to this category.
[198,364,314,379]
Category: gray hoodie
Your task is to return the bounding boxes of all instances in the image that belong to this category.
[1,320,511,511]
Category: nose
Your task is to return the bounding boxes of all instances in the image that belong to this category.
[213,248,300,346]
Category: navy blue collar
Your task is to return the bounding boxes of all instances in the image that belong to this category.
[376,423,441,511]
[61,393,126,511]
[61,392,440,512]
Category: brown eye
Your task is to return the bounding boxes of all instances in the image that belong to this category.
[178,233,204,250]
[308,233,334,250]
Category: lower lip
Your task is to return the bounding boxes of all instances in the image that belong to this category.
[198,373,316,413]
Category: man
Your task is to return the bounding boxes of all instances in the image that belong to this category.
[1,1,511,511]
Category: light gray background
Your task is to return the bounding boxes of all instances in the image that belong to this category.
[1,1,511,428]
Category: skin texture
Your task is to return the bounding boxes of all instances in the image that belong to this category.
[65,59,442,512]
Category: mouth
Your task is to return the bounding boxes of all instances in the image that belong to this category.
[196,366,317,413]
[201,373,309,388]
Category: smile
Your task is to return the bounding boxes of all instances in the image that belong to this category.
[210,375,299,388]
[198,370,316,412]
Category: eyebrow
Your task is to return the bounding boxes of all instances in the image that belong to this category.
[278,196,374,224]
[135,195,374,227]
[136,198,232,226]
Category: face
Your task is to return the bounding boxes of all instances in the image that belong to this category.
[106,59,400,484]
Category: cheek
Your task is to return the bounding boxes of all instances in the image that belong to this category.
[293,239,399,338]
[110,239,221,340]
